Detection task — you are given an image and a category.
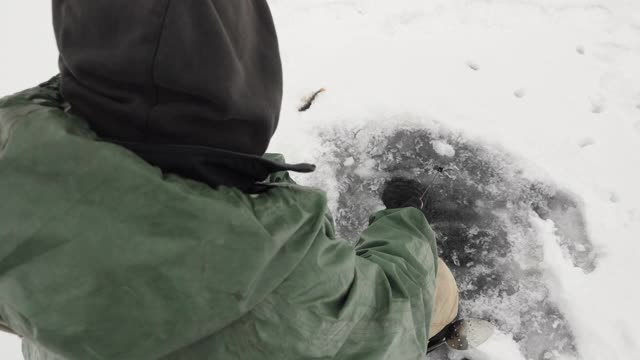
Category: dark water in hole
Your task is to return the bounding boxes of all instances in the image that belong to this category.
[314,126,596,360]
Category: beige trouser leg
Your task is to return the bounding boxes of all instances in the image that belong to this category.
[429,258,459,337]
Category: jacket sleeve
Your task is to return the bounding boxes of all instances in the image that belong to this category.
[268,205,439,359]
[353,208,439,352]
[0,316,16,335]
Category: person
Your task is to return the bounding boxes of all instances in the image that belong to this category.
[0,1,459,359]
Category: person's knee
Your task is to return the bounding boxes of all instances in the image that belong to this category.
[429,258,459,337]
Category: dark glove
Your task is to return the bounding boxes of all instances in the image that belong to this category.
[381,177,427,210]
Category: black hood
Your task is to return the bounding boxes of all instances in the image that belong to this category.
[52,0,314,190]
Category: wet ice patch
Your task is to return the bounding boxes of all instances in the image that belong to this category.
[313,124,597,360]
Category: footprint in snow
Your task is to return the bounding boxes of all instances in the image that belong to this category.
[576,45,586,55]
[467,61,480,71]
[514,88,526,99]
[610,192,620,203]
[578,137,596,148]
[590,98,605,114]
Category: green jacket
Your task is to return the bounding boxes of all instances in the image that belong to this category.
[0,79,438,360]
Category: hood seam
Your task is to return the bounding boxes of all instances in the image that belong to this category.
[145,0,172,141]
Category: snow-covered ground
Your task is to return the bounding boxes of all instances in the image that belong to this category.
[2,1,640,359]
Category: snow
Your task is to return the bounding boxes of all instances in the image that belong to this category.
[2,0,640,359]
[431,140,456,157]
[449,331,529,360]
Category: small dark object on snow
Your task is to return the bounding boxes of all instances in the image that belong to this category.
[381,177,427,210]
[298,88,326,112]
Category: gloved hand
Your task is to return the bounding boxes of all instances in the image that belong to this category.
[381,177,427,211]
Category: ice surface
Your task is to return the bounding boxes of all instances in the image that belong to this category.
[311,125,593,359]
[2,0,640,359]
